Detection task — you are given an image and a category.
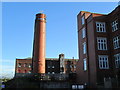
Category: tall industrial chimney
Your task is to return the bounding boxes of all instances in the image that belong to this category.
[32,13,46,74]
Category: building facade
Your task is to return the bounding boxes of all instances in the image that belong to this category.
[15,54,78,75]
[15,58,32,74]
[76,5,120,88]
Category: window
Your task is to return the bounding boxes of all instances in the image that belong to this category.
[72,85,84,89]
[78,85,84,89]
[24,63,27,67]
[52,72,55,74]
[96,22,106,32]
[28,71,31,73]
[60,72,63,74]
[72,85,77,89]
[83,42,86,54]
[24,70,27,73]
[52,66,54,68]
[48,72,50,74]
[111,20,118,32]
[28,64,32,68]
[114,53,120,68]
[48,66,50,68]
[66,65,68,68]
[18,70,21,73]
[74,65,76,68]
[97,37,107,50]
[82,27,86,38]
[18,63,21,67]
[98,55,109,69]
[83,58,87,71]
[81,15,85,25]
[113,36,120,49]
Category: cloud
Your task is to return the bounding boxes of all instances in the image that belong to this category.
[1,59,15,68]
[0,61,15,78]
[0,59,15,64]
[1,65,15,72]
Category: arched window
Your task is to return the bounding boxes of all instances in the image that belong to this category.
[28,64,32,68]
[28,71,31,73]
[24,70,27,73]
[18,63,21,67]
[18,70,21,73]
[24,63,27,67]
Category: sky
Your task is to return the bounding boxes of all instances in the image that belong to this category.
[1,0,120,2]
[1,2,119,78]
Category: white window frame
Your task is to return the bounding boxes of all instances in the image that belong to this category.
[48,66,50,68]
[70,65,72,68]
[82,27,86,38]
[83,42,86,54]
[52,66,54,68]
[18,63,21,67]
[111,20,118,32]
[60,72,63,74]
[98,55,109,69]
[83,58,87,71]
[28,71,31,73]
[28,64,31,68]
[72,85,77,89]
[24,63,27,67]
[48,72,50,74]
[97,37,107,50]
[114,53,120,68]
[78,85,84,89]
[52,72,55,74]
[74,65,76,68]
[113,36,120,49]
[96,22,106,32]
[81,15,85,25]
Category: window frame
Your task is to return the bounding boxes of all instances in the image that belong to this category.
[114,53,120,68]
[113,36,120,49]
[18,69,21,73]
[28,71,31,73]
[97,37,107,50]
[18,63,21,67]
[48,66,50,68]
[48,72,50,74]
[83,58,87,71]
[82,27,86,38]
[24,63,27,67]
[52,72,55,74]
[111,19,119,32]
[52,66,54,68]
[98,55,109,69]
[83,42,87,54]
[81,15,85,25]
[28,64,32,68]
[96,22,106,32]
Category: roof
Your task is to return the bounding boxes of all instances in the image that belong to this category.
[64,59,79,61]
[80,11,106,15]
[16,57,79,61]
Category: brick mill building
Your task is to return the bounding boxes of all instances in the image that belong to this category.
[15,54,78,76]
[76,5,120,88]
[13,4,120,89]
[15,13,79,77]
